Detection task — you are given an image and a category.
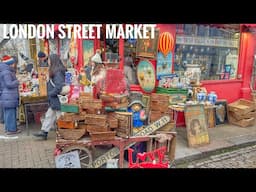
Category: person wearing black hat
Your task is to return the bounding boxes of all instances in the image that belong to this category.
[38,51,48,67]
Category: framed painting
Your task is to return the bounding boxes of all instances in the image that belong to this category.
[156,52,173,80]
[142,94,151,116]
[184,104,210,147]
[83,40,94,67]
[214,99,228,125]
[137,60,156,93]
[136,29,159,58]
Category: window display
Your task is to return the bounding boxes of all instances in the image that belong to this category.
[174,24,240,80]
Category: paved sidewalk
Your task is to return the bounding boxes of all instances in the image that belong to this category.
[174,123,256,165]
[0,123,56,168]
[0,121,256,168]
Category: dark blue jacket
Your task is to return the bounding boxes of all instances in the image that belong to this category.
[0,63,19,108]
[47,69,65,110]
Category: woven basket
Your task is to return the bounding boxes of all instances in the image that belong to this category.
[58,128,86,140]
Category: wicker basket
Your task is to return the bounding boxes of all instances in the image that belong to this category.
[58,128,86,140]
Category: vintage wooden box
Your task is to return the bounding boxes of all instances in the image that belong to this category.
[151,93,169,102]
[114,112,133,138]
[228,99,256,115]
[57,119,77,129]
[84,114,107,126]
[90,131,116,141]
[61,104,79,113]
[107,115,118,128]
[228,114,255,127]
[229,110,256,121]
[150,100,169,112]
[58,127,86,140]
[156,87,188,104]
[86,124,109,133]
[81,99,102,110]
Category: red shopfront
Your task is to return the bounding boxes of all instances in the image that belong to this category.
[46,24,256,125]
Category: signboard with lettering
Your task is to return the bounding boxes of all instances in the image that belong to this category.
[176,35,239,48]
[55,151,81,168]
[90,115,170,168]
[184,104,210,147]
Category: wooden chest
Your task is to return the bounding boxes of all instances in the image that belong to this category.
[86,124,109,133]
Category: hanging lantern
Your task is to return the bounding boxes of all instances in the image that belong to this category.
[158,32,174,57]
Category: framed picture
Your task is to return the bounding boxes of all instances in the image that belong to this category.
[184,104,210,147]
[214,99,228,125]
[137,60,156,93]
[136,29,159,58]
[142,94,151,116]
[83,40,94,66]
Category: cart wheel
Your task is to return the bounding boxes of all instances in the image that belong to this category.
[62,146,93,168]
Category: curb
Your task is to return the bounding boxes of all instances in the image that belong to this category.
[174,140,256,166]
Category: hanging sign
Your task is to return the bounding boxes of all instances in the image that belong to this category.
[137,60,156,93]
[156,52,172,80]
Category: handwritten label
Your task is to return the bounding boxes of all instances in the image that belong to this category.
[90,115,170,168]
[55,151,81,168]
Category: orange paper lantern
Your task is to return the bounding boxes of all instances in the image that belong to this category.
[158,32,174,57]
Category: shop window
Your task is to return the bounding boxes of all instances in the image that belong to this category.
[174,24,240,80]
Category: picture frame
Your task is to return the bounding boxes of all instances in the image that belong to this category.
[214,99,229,125]
[142,94,151,116]
[184,104,210,147]
[83,40,94,67]
[136,29,159,58]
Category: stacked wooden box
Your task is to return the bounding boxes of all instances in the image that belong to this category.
[228,99,256,127]
[100,93,129,110]
[149,93,175,132]
[114,112,133,138]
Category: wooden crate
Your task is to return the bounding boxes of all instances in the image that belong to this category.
[57,119,77,129]
[150,101,169,112]
[107,115,118,128]
[229,115,255,127]
[90,131,116,141]
[228,110,256,121]
[86,124,109,133]
[114,112,133,138]
[84,114,107,126]
[58,127,85,140]
[228,99,256,115]
[151,93,169,102]
[81,99,102,110]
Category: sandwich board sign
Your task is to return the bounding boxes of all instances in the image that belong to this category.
[55,150,81,168]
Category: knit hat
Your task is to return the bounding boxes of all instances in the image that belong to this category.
[91,52,102,64]
[38,51,46,58]
[2,55,15,65]
[128,91,145,107]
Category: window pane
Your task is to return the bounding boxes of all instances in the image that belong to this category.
[174,24,240,80]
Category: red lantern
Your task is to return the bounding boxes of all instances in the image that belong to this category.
[158,32,174,57]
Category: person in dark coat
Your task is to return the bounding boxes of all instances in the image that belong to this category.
[0,55,20,134]
[33,54,66,140]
